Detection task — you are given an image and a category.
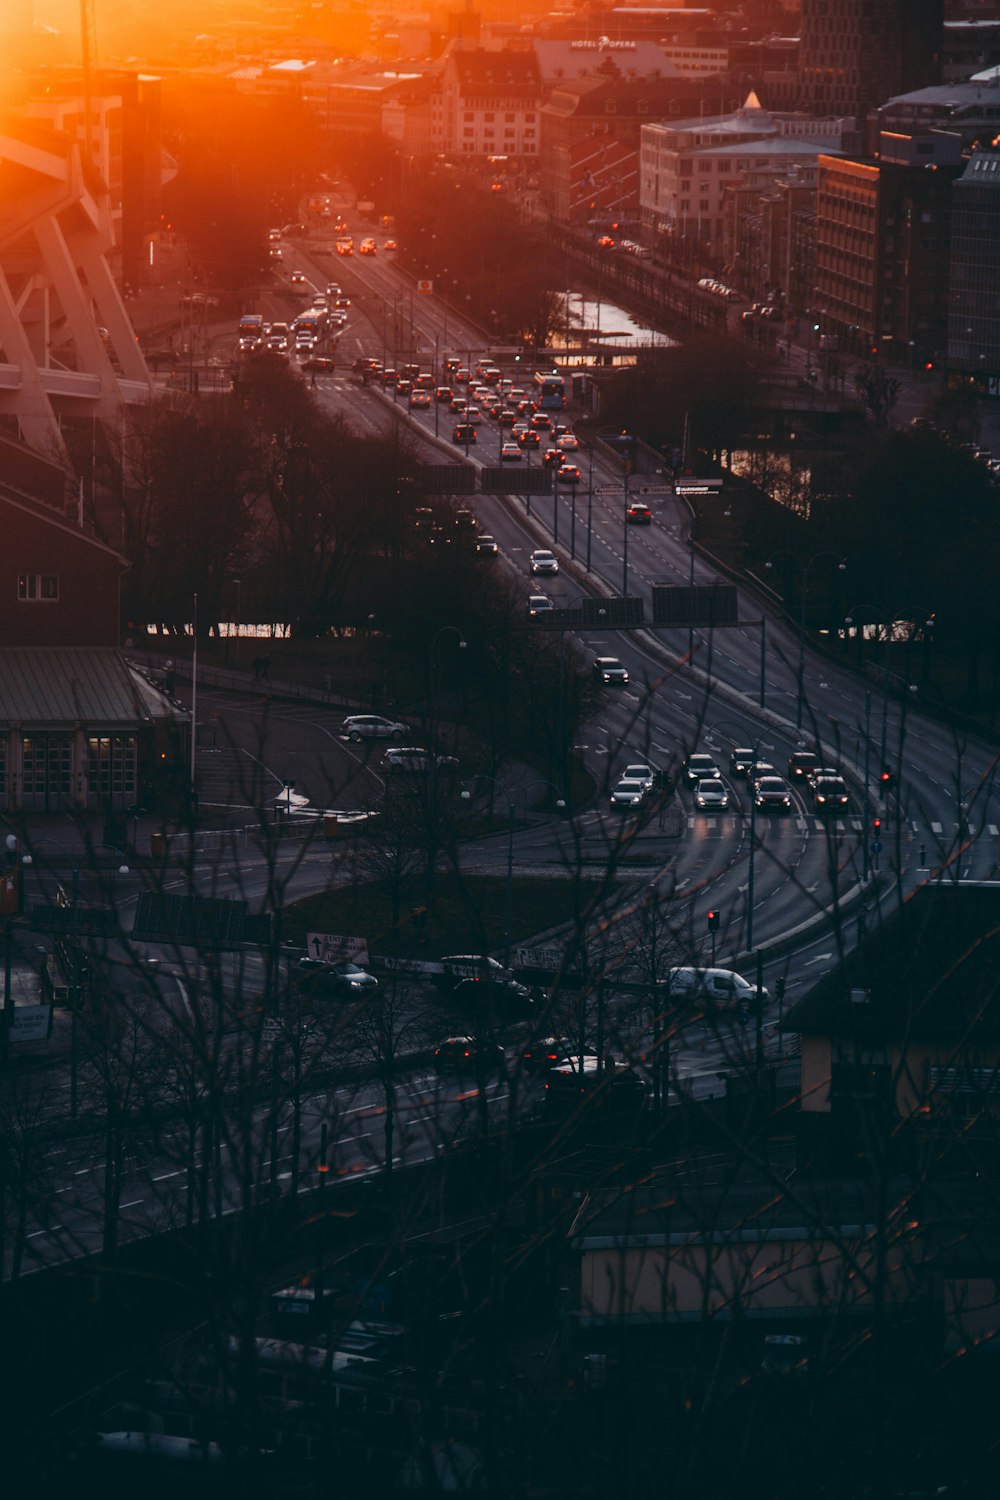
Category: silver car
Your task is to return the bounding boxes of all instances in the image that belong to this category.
[341,715,407,742]
[694,778,730,811]
[530,549,560,575]
[611,777,648,809]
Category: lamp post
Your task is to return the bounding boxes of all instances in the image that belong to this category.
[428,625,468,752]
[766,552,846,731]
[461,778,566,969]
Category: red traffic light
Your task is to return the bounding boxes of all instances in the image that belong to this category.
[872,817,881,833]
[707,910,720,932]
[880,767,893,785]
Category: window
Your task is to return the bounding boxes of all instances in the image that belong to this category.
[17,573,59,601]
[484,112,495,122]
[505,112,514,122]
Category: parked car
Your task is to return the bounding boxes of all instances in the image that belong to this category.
[341,715,407,742]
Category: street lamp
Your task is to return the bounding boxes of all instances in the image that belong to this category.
[461,778,566,969]
[766,551,846,731]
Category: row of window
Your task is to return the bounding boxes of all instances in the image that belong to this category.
[463,111,536,123]
[17,573,59,601]
[462,128,534,139]
[5,734,137,805]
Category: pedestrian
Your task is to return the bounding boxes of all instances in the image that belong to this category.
[310,370,317,389]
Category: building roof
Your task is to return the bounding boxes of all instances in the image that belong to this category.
[449,49,542,94]
[784,884,1000,1045]
[0,648,187,731]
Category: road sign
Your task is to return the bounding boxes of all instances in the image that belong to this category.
[307,932,369,964]
[582,596,644,627]
[416,279,433,294]
[635,483,673,498]
[262,1019,282,1043]
[652,584,739,627]
[870,840,883,855]
[595,484,623,497]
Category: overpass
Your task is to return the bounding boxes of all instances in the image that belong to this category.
[0,120,154,468]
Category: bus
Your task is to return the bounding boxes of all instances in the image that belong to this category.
[532,370,566,410]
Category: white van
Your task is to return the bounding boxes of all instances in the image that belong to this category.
[666,967,767,1010]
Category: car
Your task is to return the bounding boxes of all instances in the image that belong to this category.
[808,765,842,792]
[396,380,413,397]
[383,237,397,251]
[341,714,407,742]
[593,657,629,685]
[333,217,348,232]
[301,357,335,374]
[555,463,581,484]
[451,975,537,1013]
[611,777,648,809]
[358,237,377,255]
[409,390,431,408]
[521,1038,594,1074]
[289,271,308,285]
[476,534,499,556]
[684,752,720,786]
[434,1035,506,1075]
[626,502,652,524]
[335,237,353,255]
[435,386,453,403]
[729,747,757,778]
[748,762,777,789]
[449,396,467,414]
[755,776,793,811]
[556,434,579,451]
[452,423,477,445]
[294,959,379,995]
[545,1056,646,1113]
[383,746,458,775]
[497,408,517,427]
[517,429,541,448]
[528,595,554,616]
[597,235,616,249]
[466,406,483,425]
[694,778,730,811]
[530,549,559,575]
[500,441,523,462]
[623,763,656,790]
[529,412,552,430]
[415,372,434,389]
[511,421,530,438]
[787,750,820,781]
[543,448,565,468]
[813,774,849,813]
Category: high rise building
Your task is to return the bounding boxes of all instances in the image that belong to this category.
[800,0,945,125]
[947,148,1000,386]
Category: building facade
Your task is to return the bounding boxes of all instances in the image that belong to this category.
[799,0,945,124]
[813,132,962,363]
[947,147,1000,386]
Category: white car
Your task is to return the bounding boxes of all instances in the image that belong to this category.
[341,715,407,742]
[611,777,648,810]
[623,763,656,791]
[500,442,523,462]
[530,550,559,575]
[694,778,730,811]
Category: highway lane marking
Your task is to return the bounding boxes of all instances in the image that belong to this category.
[804,952,833,965]
[120,1199,145,1210]
[153,1170,184,1182]
[27,1226,64,1238]
[931,822,943,833]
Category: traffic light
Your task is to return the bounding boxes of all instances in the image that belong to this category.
[880,767,894,788]
[872,817,881,835]
[707,910,720,933]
